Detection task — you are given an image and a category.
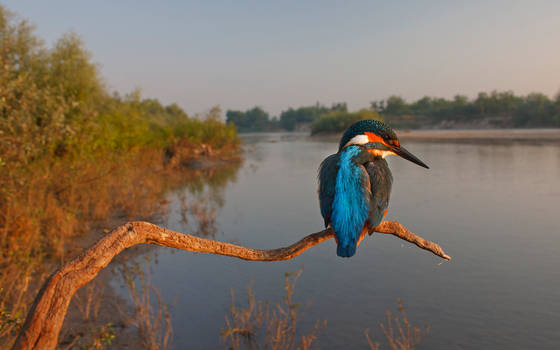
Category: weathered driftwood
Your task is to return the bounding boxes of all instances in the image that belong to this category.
[12,221,450,350]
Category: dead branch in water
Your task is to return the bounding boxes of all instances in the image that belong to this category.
[12,221,450,350]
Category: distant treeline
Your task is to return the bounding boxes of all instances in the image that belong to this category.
[226,91,560,133]
[226,103,348,132]
[226,103,382,134]
[372,91,560,128]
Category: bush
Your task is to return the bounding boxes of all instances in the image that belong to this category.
[0,5,238,168]
[311,109,383,134]
[0,6,240,346]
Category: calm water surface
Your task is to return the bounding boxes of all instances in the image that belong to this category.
[125,132,560,349]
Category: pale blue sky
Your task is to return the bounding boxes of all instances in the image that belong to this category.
[3,0,560,116]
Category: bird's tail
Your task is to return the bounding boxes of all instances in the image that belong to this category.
[336,242,357,257]
[336,226,368,258]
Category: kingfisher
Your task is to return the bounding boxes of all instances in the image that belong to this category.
[318,120,429,257]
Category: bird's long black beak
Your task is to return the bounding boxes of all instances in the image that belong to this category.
[392,146,429,169]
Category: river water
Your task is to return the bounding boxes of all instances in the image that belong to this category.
[125,132,560,349]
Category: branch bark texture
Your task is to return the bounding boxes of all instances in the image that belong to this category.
[12,221,450,350]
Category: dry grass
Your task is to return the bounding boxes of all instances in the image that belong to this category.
[73,280,105,323]
[365,300,429,350]
[224,276,429,350]
[0,144,242,349]
[222,268,325,350]
[57,277,119,350]
[1,6,242,347]
[59,322,116,350]
[119,263,173,350]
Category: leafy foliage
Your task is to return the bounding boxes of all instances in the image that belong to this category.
[310,109,383,134]
[226,107,272,132]
[365,300,430,350]
[372,91,560,128]
[279,103,347,131]
[226,103,348,132]
[228,90,560,133]
[0,5,239,347]
[0,5,238,171]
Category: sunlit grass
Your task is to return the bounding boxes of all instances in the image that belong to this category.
[365,300,430,350]
[119,263,173,350]
[223,272,429,350]
[222,268,325,350]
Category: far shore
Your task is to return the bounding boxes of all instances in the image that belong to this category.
[305,128,560,144]
[395,128,560,143]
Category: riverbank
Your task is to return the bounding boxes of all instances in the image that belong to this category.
[56,148,243,350]
[310,128,560,144]
[1,7,243,347]
[396,128,560,144]
[0,142,243,349]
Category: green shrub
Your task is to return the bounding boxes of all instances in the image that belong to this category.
[311,109,383,134]
[0,4,238,169]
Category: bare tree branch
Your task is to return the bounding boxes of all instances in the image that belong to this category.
[12,221,450,350]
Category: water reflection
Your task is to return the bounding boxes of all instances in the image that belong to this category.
[127,133,560,349]
[163,158,243,239]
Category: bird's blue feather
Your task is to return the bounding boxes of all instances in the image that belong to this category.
[331,146,370,257]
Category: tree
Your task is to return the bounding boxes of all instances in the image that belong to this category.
[245,106,269,130]
[371,100,385,113]
[383,96,408,115]
[226,107,271,132]
[370,91,559,127]
[513,93,554,127]
[310,109,383,134]
[226,110,247,128]
[411,96,432,115]
[279,103,346,131]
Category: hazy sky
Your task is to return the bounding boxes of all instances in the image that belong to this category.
[4,0,560,116]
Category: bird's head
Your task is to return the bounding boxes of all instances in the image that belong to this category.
[338,120,429,169]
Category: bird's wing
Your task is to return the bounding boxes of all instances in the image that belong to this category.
[364,158,393,231]
[318,153,340,227]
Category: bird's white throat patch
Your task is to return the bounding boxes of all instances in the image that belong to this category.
[343,134,369,148]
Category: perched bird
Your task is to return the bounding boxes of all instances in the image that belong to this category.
[318,120,429,257]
